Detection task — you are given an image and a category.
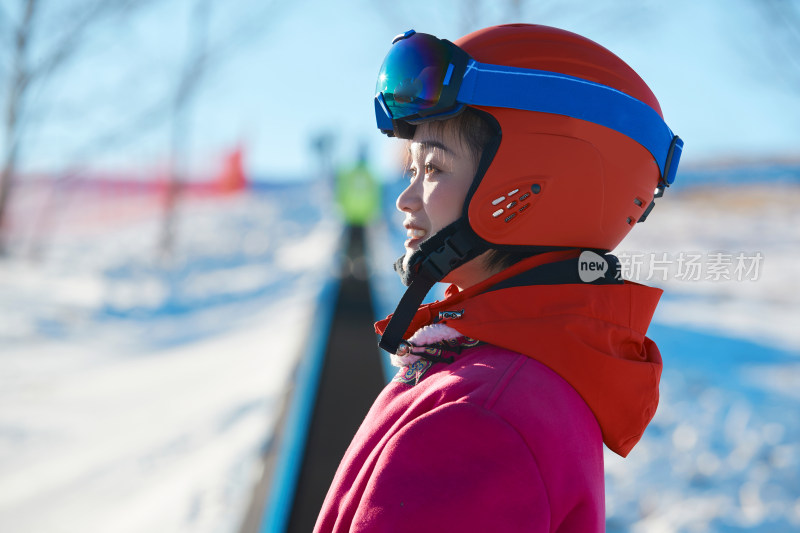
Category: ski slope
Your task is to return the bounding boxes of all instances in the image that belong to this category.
[1,175,799,532]
[0,184,342,533]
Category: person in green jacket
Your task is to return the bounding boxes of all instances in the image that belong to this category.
[336,144,381,227]
[335,144,381,276]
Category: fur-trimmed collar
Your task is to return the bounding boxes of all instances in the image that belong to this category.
[389,323,463,368]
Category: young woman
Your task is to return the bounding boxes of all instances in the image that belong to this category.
[315,23,682,532]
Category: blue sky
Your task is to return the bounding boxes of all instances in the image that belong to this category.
[8,0,800,180]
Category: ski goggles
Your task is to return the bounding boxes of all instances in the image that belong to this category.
[374,30,683,187]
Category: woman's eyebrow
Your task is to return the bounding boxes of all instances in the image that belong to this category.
[408,140,453,155]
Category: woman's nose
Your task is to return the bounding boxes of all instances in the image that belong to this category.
[396,177,422,213]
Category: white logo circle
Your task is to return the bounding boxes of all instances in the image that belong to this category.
[578,250,608,283]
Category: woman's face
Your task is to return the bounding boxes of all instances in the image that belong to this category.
[396,121,483,286]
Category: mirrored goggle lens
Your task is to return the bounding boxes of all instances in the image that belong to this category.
[376,33,454,119]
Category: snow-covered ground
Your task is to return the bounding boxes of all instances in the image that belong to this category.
[1,175,799,532]
[618,184,800,352]
[0,182,341,533]
[603,183,800,532]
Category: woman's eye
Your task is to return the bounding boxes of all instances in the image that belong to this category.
[424,163,437,175]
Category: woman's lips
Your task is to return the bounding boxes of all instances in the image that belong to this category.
[404,227,427,248]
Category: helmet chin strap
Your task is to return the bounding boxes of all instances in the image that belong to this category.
[379,218,488,354]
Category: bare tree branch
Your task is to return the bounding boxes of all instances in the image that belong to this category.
[24,0,292,174]
[751,0,800,90]
[157,0,298,259]
[62,91,173,164]
[768,0,800,41]
[0,0,37,255]
[159,0,212,259]
[0,0,152,255]
[0,4,13,63]
[30,0,145,84]
[195,0,297,77]
[1,0,295,257]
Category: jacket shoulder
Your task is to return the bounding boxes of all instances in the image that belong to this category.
[463,345,605,530]
[354,401,552,533]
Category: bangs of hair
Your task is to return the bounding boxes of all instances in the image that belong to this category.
[403,108,494,175]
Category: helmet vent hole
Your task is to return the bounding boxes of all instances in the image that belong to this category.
[634,197,644,207]
[626,216,634,225]
[531,184,542,194]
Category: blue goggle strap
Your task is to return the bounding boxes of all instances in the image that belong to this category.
[457,60,682,186]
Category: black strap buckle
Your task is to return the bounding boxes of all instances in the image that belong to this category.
[420,233,471,280]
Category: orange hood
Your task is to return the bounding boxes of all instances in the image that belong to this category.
[376,251,663,457]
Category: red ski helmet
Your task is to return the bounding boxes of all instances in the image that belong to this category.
[374,24,683,353]
[457,24,674,250]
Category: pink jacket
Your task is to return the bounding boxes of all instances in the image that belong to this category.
[315,340,605,532]
[315,254,663,532]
